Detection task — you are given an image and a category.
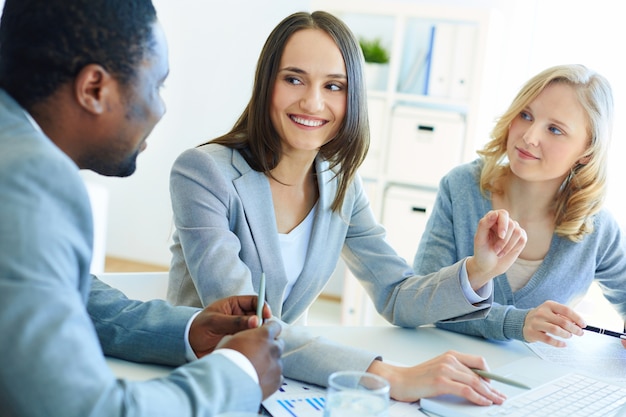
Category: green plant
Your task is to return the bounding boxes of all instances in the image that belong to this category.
[359,37,390,64]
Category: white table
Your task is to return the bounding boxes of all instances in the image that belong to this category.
[106,356,173,380]
[307,325,534,368]
[106,325,535,380]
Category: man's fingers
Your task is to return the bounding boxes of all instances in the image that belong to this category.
[205,313,255,334]
[262,319,284,339]
[215,334,233,350]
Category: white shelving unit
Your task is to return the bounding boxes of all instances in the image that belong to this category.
[312,0,504,325]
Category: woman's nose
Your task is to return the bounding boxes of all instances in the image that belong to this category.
[522,124,540,146]
[300,87,324,113]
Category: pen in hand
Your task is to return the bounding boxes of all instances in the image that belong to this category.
[584,325,626,340]
[471,368,531,390]
[256,272,266,328]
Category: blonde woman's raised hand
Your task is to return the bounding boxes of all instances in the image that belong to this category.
[467,209,527,290]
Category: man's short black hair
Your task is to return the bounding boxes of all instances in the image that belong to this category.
[0,0,157,109]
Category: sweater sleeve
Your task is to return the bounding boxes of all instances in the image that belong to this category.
[590,210,626,320]
[436,301,531,341]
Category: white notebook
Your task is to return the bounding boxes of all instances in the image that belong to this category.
[420,356,626,417]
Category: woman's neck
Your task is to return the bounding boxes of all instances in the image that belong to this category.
[270,151,317,186]
[500,172,563,217]
[269,151,319,234]
[493,172,560,261]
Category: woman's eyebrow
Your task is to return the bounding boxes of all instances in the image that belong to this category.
[280,66,347,79]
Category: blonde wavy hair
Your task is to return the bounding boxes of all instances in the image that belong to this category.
[478,64,614,242]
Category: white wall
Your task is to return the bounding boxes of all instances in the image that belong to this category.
[413,0,626,230]
[2,0,621,265]
[530,0,626,228]
[95,0,626,266]
[460,1,626,229]
[81,0,310,266]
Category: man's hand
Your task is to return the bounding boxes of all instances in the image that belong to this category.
[467,209,527,290]
[189,295,272,358]
[218,320,284,399]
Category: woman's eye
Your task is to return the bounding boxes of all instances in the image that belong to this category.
[285,76,302,85]
[520,111,532,121]
[549,126,563,135]
[326,82,342,92]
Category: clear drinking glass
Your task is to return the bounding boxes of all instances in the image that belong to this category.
[323,371,390,417]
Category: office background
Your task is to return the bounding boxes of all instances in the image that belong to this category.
[2,1,624,322]
[79,0,626,268]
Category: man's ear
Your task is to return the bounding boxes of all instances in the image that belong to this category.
[74,64,114,115]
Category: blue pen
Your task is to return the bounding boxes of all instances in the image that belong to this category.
[256,272,266,328]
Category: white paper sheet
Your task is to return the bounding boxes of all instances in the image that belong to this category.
[525,330,626,383]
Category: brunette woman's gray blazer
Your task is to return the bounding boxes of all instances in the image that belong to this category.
[167,143,493,386]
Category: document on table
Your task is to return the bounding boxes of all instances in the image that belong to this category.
[525,330,626,383]
[262,377,429,417]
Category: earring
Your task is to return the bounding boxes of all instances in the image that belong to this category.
[560,167,575,192]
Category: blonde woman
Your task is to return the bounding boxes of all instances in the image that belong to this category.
[414,64,626,348]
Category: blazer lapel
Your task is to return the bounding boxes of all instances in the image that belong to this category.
[231,152,288,315]
[282,157,339,318]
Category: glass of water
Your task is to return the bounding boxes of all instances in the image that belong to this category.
[323,371,390,417]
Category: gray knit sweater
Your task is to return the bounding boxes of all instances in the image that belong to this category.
[414,159,626,341]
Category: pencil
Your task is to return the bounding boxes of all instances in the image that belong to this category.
[471,368,531,390]
[256,272,266,328]
[584,325,626,340]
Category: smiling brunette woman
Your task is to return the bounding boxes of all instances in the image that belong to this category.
[166,10,528,405]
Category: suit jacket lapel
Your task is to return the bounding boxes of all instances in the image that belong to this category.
[282,156,337,318]
[231,151,288,316]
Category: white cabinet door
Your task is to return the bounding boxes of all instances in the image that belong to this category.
[386,106,465,188]
[381,186,436,265]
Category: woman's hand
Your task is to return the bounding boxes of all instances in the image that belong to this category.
[467,209,527,290]
[367,351,507,405]
[522,300,585,347]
